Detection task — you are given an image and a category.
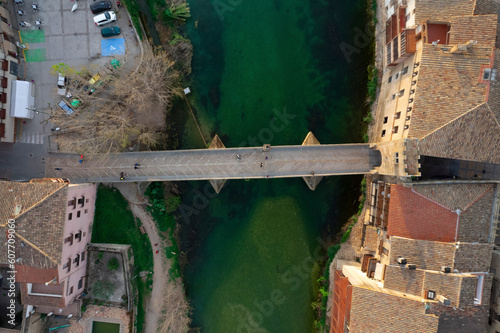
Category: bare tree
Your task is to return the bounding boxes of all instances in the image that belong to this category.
[50,49,181,153]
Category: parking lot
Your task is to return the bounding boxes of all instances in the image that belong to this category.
[0,0,142,180]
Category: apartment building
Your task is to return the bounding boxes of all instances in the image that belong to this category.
[330,182,499,332]
[0,4,25,143]
[372,0,500,180]
[0,179,97,317]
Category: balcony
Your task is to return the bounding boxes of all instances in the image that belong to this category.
[28,283,63,297]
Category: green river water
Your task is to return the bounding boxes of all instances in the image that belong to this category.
[178,0,372,332]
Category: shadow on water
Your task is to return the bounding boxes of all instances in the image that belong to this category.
[134,0,161,46]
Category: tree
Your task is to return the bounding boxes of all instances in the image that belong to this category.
[50,48,181,154]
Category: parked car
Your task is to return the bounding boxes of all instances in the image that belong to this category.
[101,26,120,38]
[57,73,66,96]
[58,100,74,116]
[90,0,112,14]
[93,11,116,26]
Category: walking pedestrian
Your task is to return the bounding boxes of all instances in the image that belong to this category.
[265,156,268,160]
[134,163,140,169]
[55,168,62,170]
[155,250,159,254]
[311,171,315,176]
[260,163,263,167]
[154,243,158,246]
[236,154,241,160]
[120,171,125,180]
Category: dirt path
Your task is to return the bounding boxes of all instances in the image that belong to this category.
[112,182,190,333]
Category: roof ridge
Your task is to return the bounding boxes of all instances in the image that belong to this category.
[16,234,59,265]
[484,102,500,128]
[3,183,68,225]
[463,185,495,211]
[419,102,488,140]
[410,186,458,213]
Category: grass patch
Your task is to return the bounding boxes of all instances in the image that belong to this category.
[92,185,153,333]
[144,182,182,281]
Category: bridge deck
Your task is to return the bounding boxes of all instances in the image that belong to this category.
[45,144,381,183]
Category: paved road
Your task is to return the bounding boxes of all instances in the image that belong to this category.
[45,144,381,183]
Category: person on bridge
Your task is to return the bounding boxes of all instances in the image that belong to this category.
[134,163,140,169]
[120,172,125,180]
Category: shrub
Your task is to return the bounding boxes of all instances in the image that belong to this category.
[107,257,120,271]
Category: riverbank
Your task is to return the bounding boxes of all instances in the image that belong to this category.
[321,0,384,330]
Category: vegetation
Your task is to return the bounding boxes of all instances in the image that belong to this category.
[370,0,378,25]
[164,3,191,22]
[144,182,181,280]
[313,176,368,331]
[92,185,153,333]
[367,65,378,107]
[50,49,181,154]
[107,257,120,271]
[92,281,115,299]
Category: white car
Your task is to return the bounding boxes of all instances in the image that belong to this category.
[93,11,116,26]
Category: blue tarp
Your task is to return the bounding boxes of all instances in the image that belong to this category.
[101,38,125,56]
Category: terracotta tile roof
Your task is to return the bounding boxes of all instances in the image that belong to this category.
[383,265,479,308]
[20,282,66,309]
[350,286,439,333]
[390,236,456,271]
[387,185,458,242]
[16,265,59,284]
[0,181,67,224]
[414,0,475,24]
[449,15,498,47]
[0,181,68,269]
[412,183,494,211]
[0,226,6,264]
[474,0,499,15]
[418,104,500,164]
[408,44,493,139]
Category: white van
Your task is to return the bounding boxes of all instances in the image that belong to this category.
[57,73,66,96]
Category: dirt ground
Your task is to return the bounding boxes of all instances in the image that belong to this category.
[112,182,190,333]
[87,251,127,304]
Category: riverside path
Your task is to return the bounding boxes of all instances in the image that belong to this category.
[45,144,381,184]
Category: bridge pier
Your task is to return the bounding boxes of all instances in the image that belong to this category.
[301,132,323,191]
[208,135,228,193]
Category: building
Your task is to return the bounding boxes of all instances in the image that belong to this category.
[372,0,500,180]
[0,179,97,317]
[0,4,26,143]
[330,182,499,332]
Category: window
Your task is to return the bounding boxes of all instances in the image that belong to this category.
[391,94,396,100]
[81,251,86,262]
[399,89,405,97]
[78,278,83,290]
[0,16,8,24]
[68,213,73,220]
[426,290,436,300]
[75,230,82,242]
[395,112,401,119]
[393,126,399,134]
[474,274,485,305]
[84,209,88,214]
[69,286,73,295]
[483,68,492,80]
[402,66,409,75]
[381,130,386,137]
[382,247,389,255]
[68,198,76,208]
[86,198,89,203]
[78,196,85,207]
[77,211,81,218]
[64,234,73,245]
[63,258,71,272]
[388,76,392,83]
[383,116,388,124]
[395,73,399,79]
[73,254,80,267]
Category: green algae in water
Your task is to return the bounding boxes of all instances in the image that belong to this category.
[181,0,372,331]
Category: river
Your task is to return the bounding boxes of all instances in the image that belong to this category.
[177,0,372,331]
